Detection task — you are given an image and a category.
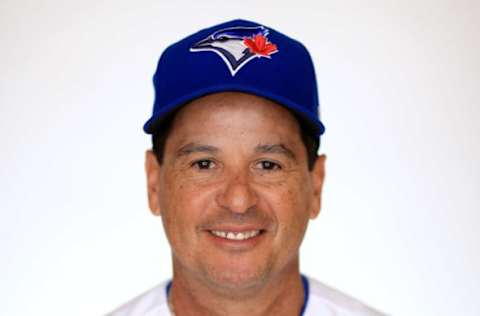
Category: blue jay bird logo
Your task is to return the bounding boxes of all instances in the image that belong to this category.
[190,25,279,76]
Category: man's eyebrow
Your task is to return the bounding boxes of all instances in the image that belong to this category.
[175,143,219,158]
[255,143,296,160]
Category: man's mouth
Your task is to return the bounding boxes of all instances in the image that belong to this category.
[209,230,262,241]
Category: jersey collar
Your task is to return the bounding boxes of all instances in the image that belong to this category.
[165,274,310,315]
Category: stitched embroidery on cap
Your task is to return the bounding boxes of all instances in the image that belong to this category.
[190,25,278,76]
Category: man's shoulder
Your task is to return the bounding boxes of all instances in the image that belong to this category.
[105,280,170,316]
[305,276,386,316]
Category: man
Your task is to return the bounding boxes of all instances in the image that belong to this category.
[108,19,385,316]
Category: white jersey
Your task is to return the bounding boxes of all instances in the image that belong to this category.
[107,276,386,316]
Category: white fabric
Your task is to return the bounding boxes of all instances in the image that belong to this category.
[306,278,386,315]
[107,276,385,316]
[106,281,170,316]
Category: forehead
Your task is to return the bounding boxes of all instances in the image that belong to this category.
[168,92,302,141]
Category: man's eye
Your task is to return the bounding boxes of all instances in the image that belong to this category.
[256,161,281,171]
[192,160,215,170]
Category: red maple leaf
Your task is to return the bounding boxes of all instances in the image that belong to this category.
[243,34,278,57]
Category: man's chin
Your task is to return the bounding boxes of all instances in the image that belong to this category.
[201,266,271,294]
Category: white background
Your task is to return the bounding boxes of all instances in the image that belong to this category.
[1,0,479,315]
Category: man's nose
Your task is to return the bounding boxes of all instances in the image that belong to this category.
[216,170,257,214]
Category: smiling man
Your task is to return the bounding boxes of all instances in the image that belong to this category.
[108,19,385,316]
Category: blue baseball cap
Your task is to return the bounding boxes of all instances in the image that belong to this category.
[143,19,325,137]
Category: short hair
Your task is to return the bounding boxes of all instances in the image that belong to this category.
[152,109,320,170]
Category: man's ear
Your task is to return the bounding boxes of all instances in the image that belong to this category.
[309,154,326,219]
[145,150,162,216]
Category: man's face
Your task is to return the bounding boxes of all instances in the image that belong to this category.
[146,92,325,291]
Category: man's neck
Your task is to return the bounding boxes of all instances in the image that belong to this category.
[168,262,305,316]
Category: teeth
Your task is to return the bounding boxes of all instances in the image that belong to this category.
[211,230,261,240]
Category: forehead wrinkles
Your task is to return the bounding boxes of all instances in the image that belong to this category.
[168,92,302,140]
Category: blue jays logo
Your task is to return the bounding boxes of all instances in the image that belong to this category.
[190,25,279,76]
